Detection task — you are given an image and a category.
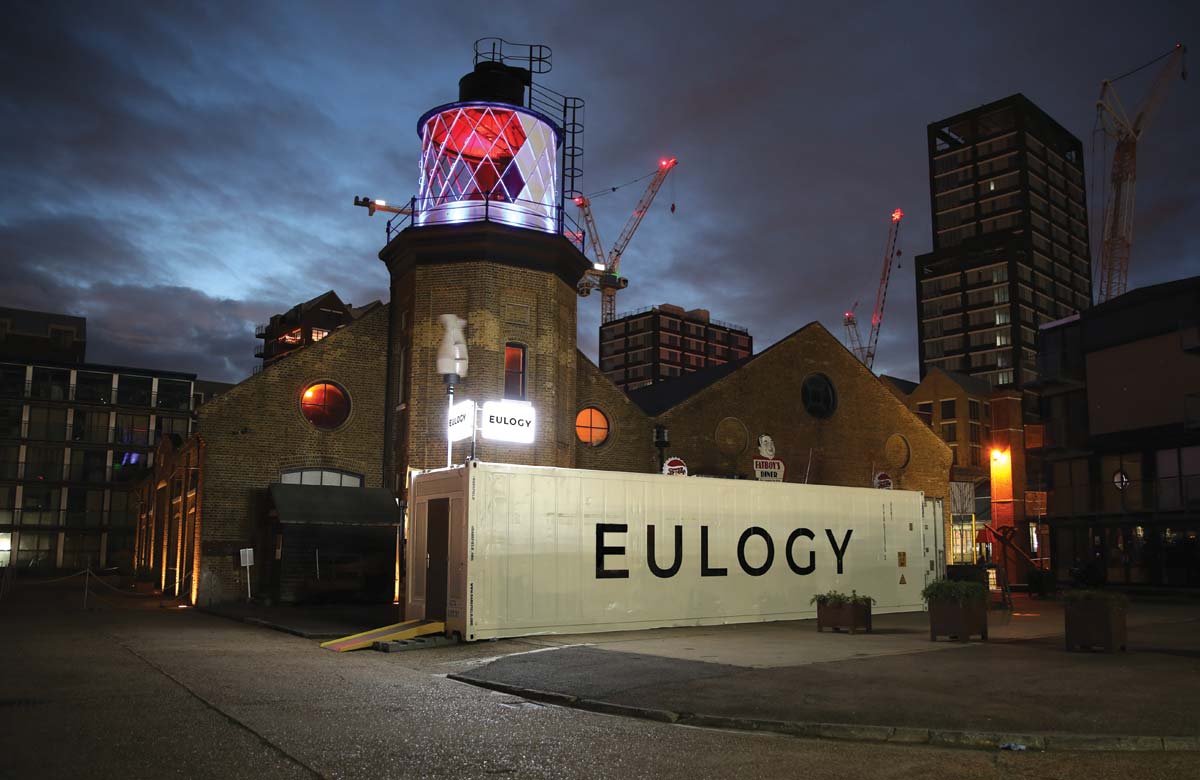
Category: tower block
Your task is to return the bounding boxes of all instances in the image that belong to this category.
[382,56,591,489]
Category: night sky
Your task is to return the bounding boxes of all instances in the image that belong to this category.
[3,2,1197,383]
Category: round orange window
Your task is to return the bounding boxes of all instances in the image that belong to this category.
[300,382,350,430]
[575,407,609,447]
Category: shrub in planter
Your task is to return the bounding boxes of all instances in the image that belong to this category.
[922,579,988,642]
[811,590,874,634]
[1026,568,1056,599]
[1064,590,1128,653]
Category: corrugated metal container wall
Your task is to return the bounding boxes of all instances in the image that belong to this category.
[410,462,936,641]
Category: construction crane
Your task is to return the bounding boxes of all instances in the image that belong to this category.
[576,157,678,323]
[1094,43,1187,303]
[843,208,904,371]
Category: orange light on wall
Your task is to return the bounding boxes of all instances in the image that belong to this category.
[990,447,1014,526]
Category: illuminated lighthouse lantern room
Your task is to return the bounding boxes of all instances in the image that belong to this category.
[415,62,561,234]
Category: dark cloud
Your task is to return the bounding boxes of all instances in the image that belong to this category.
[1,1,1197,383]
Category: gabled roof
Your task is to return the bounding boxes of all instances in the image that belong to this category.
[627,356,752,416]
[936,368,995,398]
[290,290,345,319]
[627,321,836,416]
[880,375,918,396]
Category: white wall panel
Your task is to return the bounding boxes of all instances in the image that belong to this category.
[410,462,931,642]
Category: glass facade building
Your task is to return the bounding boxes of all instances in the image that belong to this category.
[0,307,203,572]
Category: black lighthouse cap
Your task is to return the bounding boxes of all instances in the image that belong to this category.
[458,61,531,106]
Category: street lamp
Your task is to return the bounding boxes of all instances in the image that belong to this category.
[436,315,468,468]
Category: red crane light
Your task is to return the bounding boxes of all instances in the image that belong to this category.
[891,208,904,222]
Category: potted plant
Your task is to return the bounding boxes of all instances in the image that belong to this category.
[922,579,988,642]
[812,589,874,634]
[1026,567,1056,599]
[1064,590,1128,653]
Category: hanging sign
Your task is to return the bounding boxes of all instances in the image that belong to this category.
[873,471,893,490]
[662,456,688,476]
[447,399,476,443]
[480,400,536,444]
[752,458,786,482]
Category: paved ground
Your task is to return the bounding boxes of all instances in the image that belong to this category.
[453,598,1200,739]
[200,600,401,639]
[1,579,1198,779]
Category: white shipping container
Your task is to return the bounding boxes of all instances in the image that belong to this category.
[407,461,944,642]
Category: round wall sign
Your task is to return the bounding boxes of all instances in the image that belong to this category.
[1112,470,1130,491]
[663,456,688,476]
[873,471,894,490]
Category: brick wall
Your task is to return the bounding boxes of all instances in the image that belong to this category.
[574,351,656,473]
[391,261,580,479]
[651,323,954,552]
[194,305,389,603]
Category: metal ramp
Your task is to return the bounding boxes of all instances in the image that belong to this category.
[320,619,445,652]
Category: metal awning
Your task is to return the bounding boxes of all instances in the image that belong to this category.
[268,484,401,527]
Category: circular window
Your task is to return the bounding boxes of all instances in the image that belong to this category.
[300,382,350,430]
[575,407,609,447]
[801,373,837,419]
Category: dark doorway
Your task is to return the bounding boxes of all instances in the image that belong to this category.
[426,498,449,621]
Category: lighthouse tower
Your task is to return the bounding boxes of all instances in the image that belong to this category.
[381,41,591,490]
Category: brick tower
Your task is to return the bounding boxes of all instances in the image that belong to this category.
[380,44,591,493]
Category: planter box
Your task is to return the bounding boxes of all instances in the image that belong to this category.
[1065,600,1127,652]
[928,600,987,642]
[816,602,872,634]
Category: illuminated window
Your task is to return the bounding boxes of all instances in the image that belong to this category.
[504,344,525,400]
[801,374,837,419]
[280,468,362,487]
[300,382,350,430]
[575,408,609,447]
[281,328,302,345]
[311,328,329,342]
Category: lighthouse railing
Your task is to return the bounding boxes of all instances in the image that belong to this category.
[385,194,587,255]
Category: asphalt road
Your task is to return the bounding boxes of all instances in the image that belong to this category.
[1,584,1197,779]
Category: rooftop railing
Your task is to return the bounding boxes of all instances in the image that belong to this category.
[383,194,587,255]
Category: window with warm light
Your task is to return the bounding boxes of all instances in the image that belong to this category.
[575,407,609,447]
[280,468,361,487]
[300,382,350,430]
[311,328,329,342]
[281,328,303,345]
[504,343,526,400]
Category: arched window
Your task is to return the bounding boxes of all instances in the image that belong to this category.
[279,469,362,488]
[504,343,526,400]
[575,407,610,447]
[300,382,350,429]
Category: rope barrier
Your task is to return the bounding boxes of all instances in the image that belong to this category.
[13,569,89,585]
[84,568,161,598]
